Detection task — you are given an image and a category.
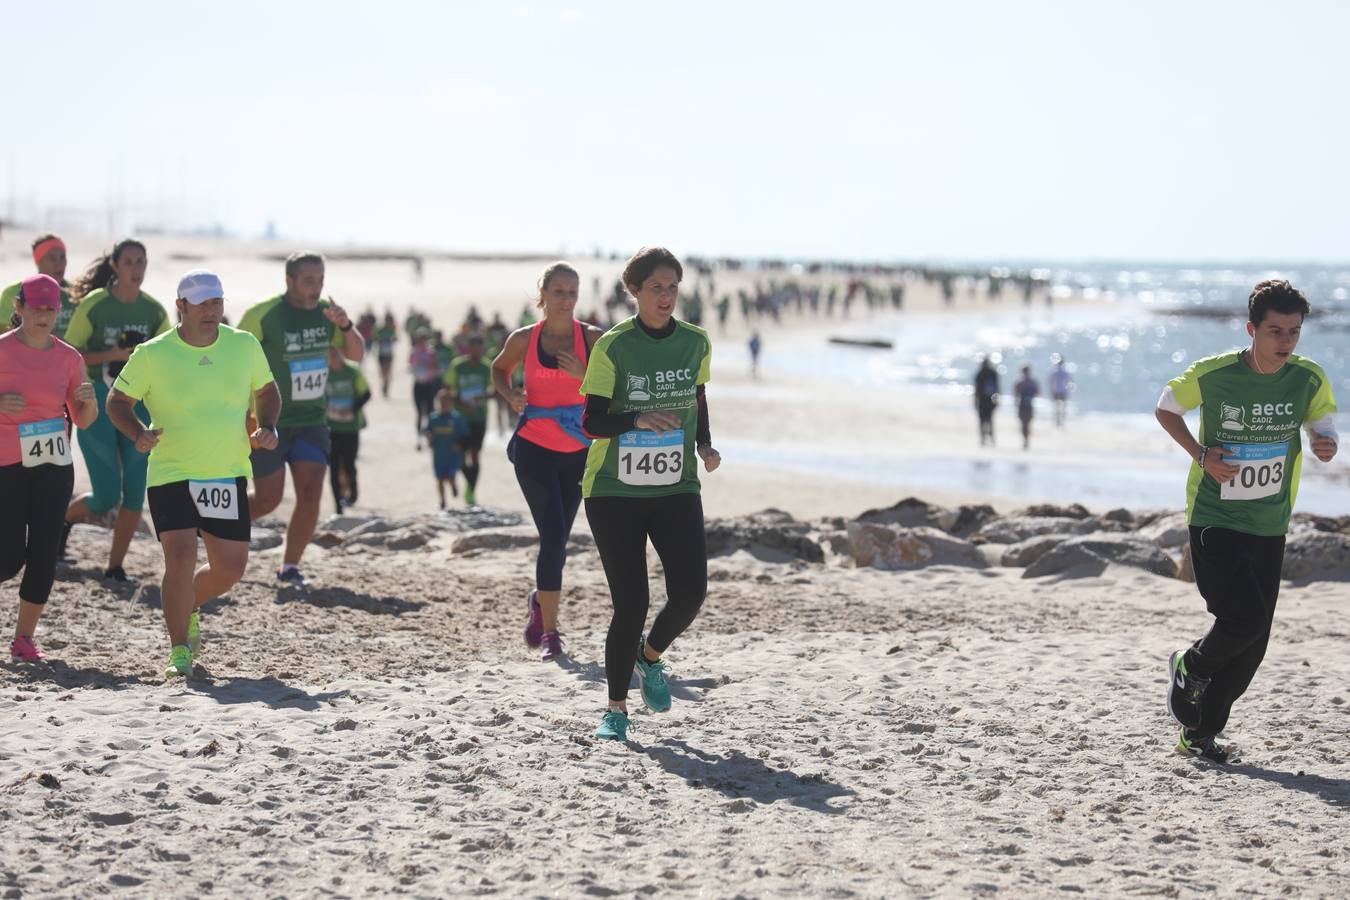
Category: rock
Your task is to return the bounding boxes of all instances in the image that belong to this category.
[846,522,986,570]
[1013,503,1093,520]
[1102,508,1133,524]
[452,530,539,554]
[857,497,943,529]
[1282,531,1350,581]
[318,514,382,533]
[819,530,851,557]
[705,514,825,563]
[1177,543,1195,582]
[1000,535,1071,568]
[343,526,435,551]
[1290,512,1350,535]
[936,504,999,538]
[1023,534,1179,579]
[439,508,525,531]
[1137,512,1190,548]
[973,516,1099,545]
[249,527,283,551]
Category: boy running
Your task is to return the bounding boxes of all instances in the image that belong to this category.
[1157,279,1337,762]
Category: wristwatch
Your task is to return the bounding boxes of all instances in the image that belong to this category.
[1197,445,1209,467]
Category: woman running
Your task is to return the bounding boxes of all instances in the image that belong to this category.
[492,262,604,661]
[579,247,722,741]
[410,329,440,450]
[1,275,98,661]
[62,239,169,581]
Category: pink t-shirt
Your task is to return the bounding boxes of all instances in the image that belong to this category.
[0,331,87,467]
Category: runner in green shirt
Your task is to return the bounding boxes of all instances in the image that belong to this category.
[0,234,80,338]
[237,251,365,587]
[108,269,281,678]
[62,239,169,582]
[374,314,397,398]
[325,348,371,514]
[579,246,722,742]
[1157,279,1338,763]
[444,335,493,505]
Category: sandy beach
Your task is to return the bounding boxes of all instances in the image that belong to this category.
[3,234,1350,898]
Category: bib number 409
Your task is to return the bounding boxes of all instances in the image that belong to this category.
[618,429,684,487]
[189,478,239,520]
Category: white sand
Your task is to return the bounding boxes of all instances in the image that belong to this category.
[3,234,1350,897]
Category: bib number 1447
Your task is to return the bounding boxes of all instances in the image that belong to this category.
[618,429,684,487]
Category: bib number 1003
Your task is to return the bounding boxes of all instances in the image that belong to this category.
[618,429,684,487]
[1219,441,1288,502]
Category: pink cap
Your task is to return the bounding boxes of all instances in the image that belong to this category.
[19,274,62,310]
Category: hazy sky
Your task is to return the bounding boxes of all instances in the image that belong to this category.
[5,1,1347,261]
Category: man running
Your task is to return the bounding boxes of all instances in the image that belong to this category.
[107,270,280,677]
[1,235,80,337]
[444,333,492,505]
[1158,279,1337,762]
[238,252,364,586]
[325,347,371,514]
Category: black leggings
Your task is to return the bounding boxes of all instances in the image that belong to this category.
[513,438,586,592]
[330,431,360,506]
[413,381,439,434]
[0,463,75,605]
[1184,525,1286,738]
[586,492,708,702]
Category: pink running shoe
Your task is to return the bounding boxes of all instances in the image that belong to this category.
[10,636,46,663]
[540,631,564,662]
[524,590,543,649]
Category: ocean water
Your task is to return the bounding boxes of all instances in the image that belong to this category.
[730,263,1350,513]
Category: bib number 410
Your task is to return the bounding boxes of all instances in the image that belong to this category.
[19,419,72,468]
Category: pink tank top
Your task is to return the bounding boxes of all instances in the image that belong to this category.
[518,320,587,453]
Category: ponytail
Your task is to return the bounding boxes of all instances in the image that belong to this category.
[72,238,146,299]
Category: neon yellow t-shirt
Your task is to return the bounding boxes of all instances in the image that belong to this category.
[113,325,275,487]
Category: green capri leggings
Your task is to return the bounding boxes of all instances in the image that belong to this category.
[76,380,149,514]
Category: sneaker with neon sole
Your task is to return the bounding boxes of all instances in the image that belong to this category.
[164,645,193,678]
[188,610,202,656]
[1177,727,1231,764]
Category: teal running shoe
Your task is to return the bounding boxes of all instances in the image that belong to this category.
[595,709,631,742]
[187,610,202,656]
[634,638,671,713]
[164,644,193,679]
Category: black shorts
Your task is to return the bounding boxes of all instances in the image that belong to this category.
[465,421,487,452]
[148,476,252,542]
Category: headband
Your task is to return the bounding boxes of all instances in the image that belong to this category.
[32,237,66,265]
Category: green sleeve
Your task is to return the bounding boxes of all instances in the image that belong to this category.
[112,344,152,401]
[1307,371,1337,423]
[1166,363,1202,410]
[249,335,274,392]
[580,341,617,398]
[697,334,712,385]
[444,362,458,388]
[0,284,17,326]
[153,301,171,336]
[237,304,266,342]
[63,297,95,349]
[355,367,370,394]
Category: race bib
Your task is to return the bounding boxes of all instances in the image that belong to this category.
[189,478,238,521]
[459,383,486,404]
[327,397,355,422]
[289,357,328,401]
[1220,441,1288,501]
[618,429,684,487]
[20,418,72,467]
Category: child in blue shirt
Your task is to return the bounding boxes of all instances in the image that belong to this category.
[424,388,471,509]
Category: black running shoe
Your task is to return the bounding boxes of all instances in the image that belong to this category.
[1168,649,1209,729]
[1178,728,1231,764]
[103,566,133,583]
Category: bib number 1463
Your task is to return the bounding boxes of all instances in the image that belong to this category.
[618,429,684,487]
[20,418,72,468]
[189,478,238,520]
[1220,441,1288,501]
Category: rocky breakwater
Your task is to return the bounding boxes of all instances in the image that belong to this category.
[697,498,1350,583]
